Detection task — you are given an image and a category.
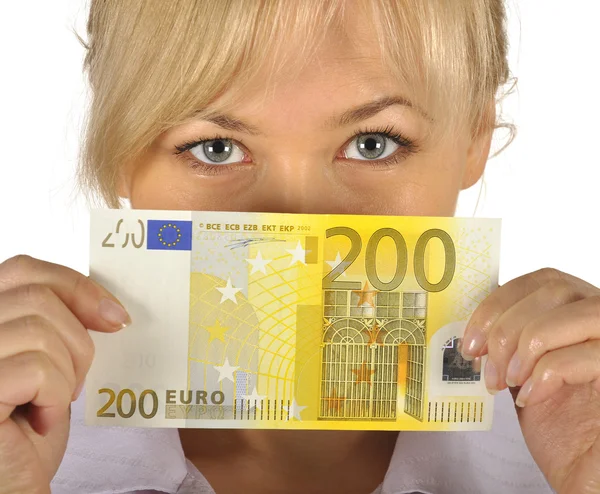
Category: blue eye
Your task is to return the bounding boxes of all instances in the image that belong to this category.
[344,133,399,161]
[342,125,418,162]
[186,138,246,165]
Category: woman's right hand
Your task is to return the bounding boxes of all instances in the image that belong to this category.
[0,255,130,494]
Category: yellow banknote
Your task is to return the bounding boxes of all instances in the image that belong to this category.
[86,209,500,431]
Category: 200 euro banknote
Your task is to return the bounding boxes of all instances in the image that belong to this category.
[86,209,500,431]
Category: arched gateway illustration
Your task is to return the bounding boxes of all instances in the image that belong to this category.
[318,287,427,421]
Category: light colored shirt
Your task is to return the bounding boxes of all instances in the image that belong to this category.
[51,388,555,494]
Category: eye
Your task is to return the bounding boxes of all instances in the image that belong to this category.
[185,137,246,165]
[341,125,417,163]
[344,134,397,160]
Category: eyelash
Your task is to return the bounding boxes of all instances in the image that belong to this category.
[173,125,420,174]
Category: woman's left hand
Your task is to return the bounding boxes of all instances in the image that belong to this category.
[461,268,600,494]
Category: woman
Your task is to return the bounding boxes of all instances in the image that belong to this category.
[0,1,598,493]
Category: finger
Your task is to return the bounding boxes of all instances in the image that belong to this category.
[0,285,94,391]
[0,352,72,436]
[506,295,600,389]
[481,281,597,393]
[462,268,596,359]
[0,255,131,331]
[0,316,76,394]
[514,340,600,408]
[457,338,483,373]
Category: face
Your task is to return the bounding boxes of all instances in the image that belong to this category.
[119,11,493,217]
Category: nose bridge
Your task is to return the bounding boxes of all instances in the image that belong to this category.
[256,153,331,214]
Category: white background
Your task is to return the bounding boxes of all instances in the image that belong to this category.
[0,1,598,286]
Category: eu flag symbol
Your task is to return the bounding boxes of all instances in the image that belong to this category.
[147,220,193,251]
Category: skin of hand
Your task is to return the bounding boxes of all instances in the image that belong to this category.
[461,268,600,494]
[0,255,130,494]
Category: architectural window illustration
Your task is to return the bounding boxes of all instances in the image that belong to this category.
[319,285,427,421]
[442,336,481,382]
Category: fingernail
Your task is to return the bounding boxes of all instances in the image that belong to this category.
[73,381,84,401]
[461,330,486,360]
[484,359,499,395]
[98,297,131,328]
[472,356,482,373]
[515,377,533,407]
[506,353,521,387]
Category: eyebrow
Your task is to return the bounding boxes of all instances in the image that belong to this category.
[199,95,429,136]
[324,95,430,130]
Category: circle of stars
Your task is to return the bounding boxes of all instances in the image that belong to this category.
[158,223,182,247]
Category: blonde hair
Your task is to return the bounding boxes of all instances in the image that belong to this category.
[76,0,515,208]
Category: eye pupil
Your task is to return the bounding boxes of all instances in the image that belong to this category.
[364,138,378,151]
[212,141,225,153]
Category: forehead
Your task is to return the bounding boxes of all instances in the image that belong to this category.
[204,15,412,124]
